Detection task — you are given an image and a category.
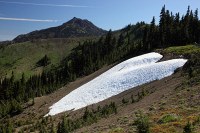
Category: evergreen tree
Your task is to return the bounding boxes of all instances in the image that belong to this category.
[104,30,113,54]
[159,5,166,47]
[37,54,51,67]
[118,33,125,46]
[149,16,157,50]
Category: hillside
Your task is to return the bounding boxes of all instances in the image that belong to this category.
[0,37,96,79]
[1,45,199,133]
[0,17,107,79]
[13,17,107,43]
[46,53,187,116]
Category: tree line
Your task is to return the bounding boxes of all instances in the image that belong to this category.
[143,5,200,51]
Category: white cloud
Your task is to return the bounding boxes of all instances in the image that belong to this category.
[0,1,89,8]
[0,17,59,22]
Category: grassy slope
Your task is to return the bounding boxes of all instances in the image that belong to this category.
[163,44,200,54]
[0,37,96,79]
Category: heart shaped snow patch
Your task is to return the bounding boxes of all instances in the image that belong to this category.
[45,52,187,116]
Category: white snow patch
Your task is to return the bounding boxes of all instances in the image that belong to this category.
[46,52,187,116]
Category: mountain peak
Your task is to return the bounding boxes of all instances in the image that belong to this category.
[64,17,89,25]
[68,17,82,23]
[72,17,81,21]
[13,17,107,43]
[63,17,94,29]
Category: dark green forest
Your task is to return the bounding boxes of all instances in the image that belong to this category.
[0,6,200,132]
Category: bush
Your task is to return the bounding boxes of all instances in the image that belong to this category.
[131,94,136,103]
[183,121,193,133]
[158,114,180,124]
[134,112,150,133]
[0,100,23,118]
[122,98,129,104]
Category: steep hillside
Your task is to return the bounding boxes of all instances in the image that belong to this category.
[1,45,199,133]
[0,37,96,79]
[46,53,186,116]
[13,17,107,43]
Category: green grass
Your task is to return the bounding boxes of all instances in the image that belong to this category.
[164,45,200,55]
[109,127,124,133]
[163,44,200,86]
[0,37,96,79]
[158,114,180,124]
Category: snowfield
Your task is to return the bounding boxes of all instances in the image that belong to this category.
[46,52,187,116]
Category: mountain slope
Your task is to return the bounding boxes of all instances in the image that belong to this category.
[13,17,107,43]
[0,37,95,79]
[1,45,200,133]
[46,53,187,116]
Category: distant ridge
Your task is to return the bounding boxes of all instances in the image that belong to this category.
[13,17,107,43]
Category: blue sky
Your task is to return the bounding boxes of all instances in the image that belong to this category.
[0,0,200,41]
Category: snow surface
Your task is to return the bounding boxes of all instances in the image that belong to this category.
[46,52,187,116]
